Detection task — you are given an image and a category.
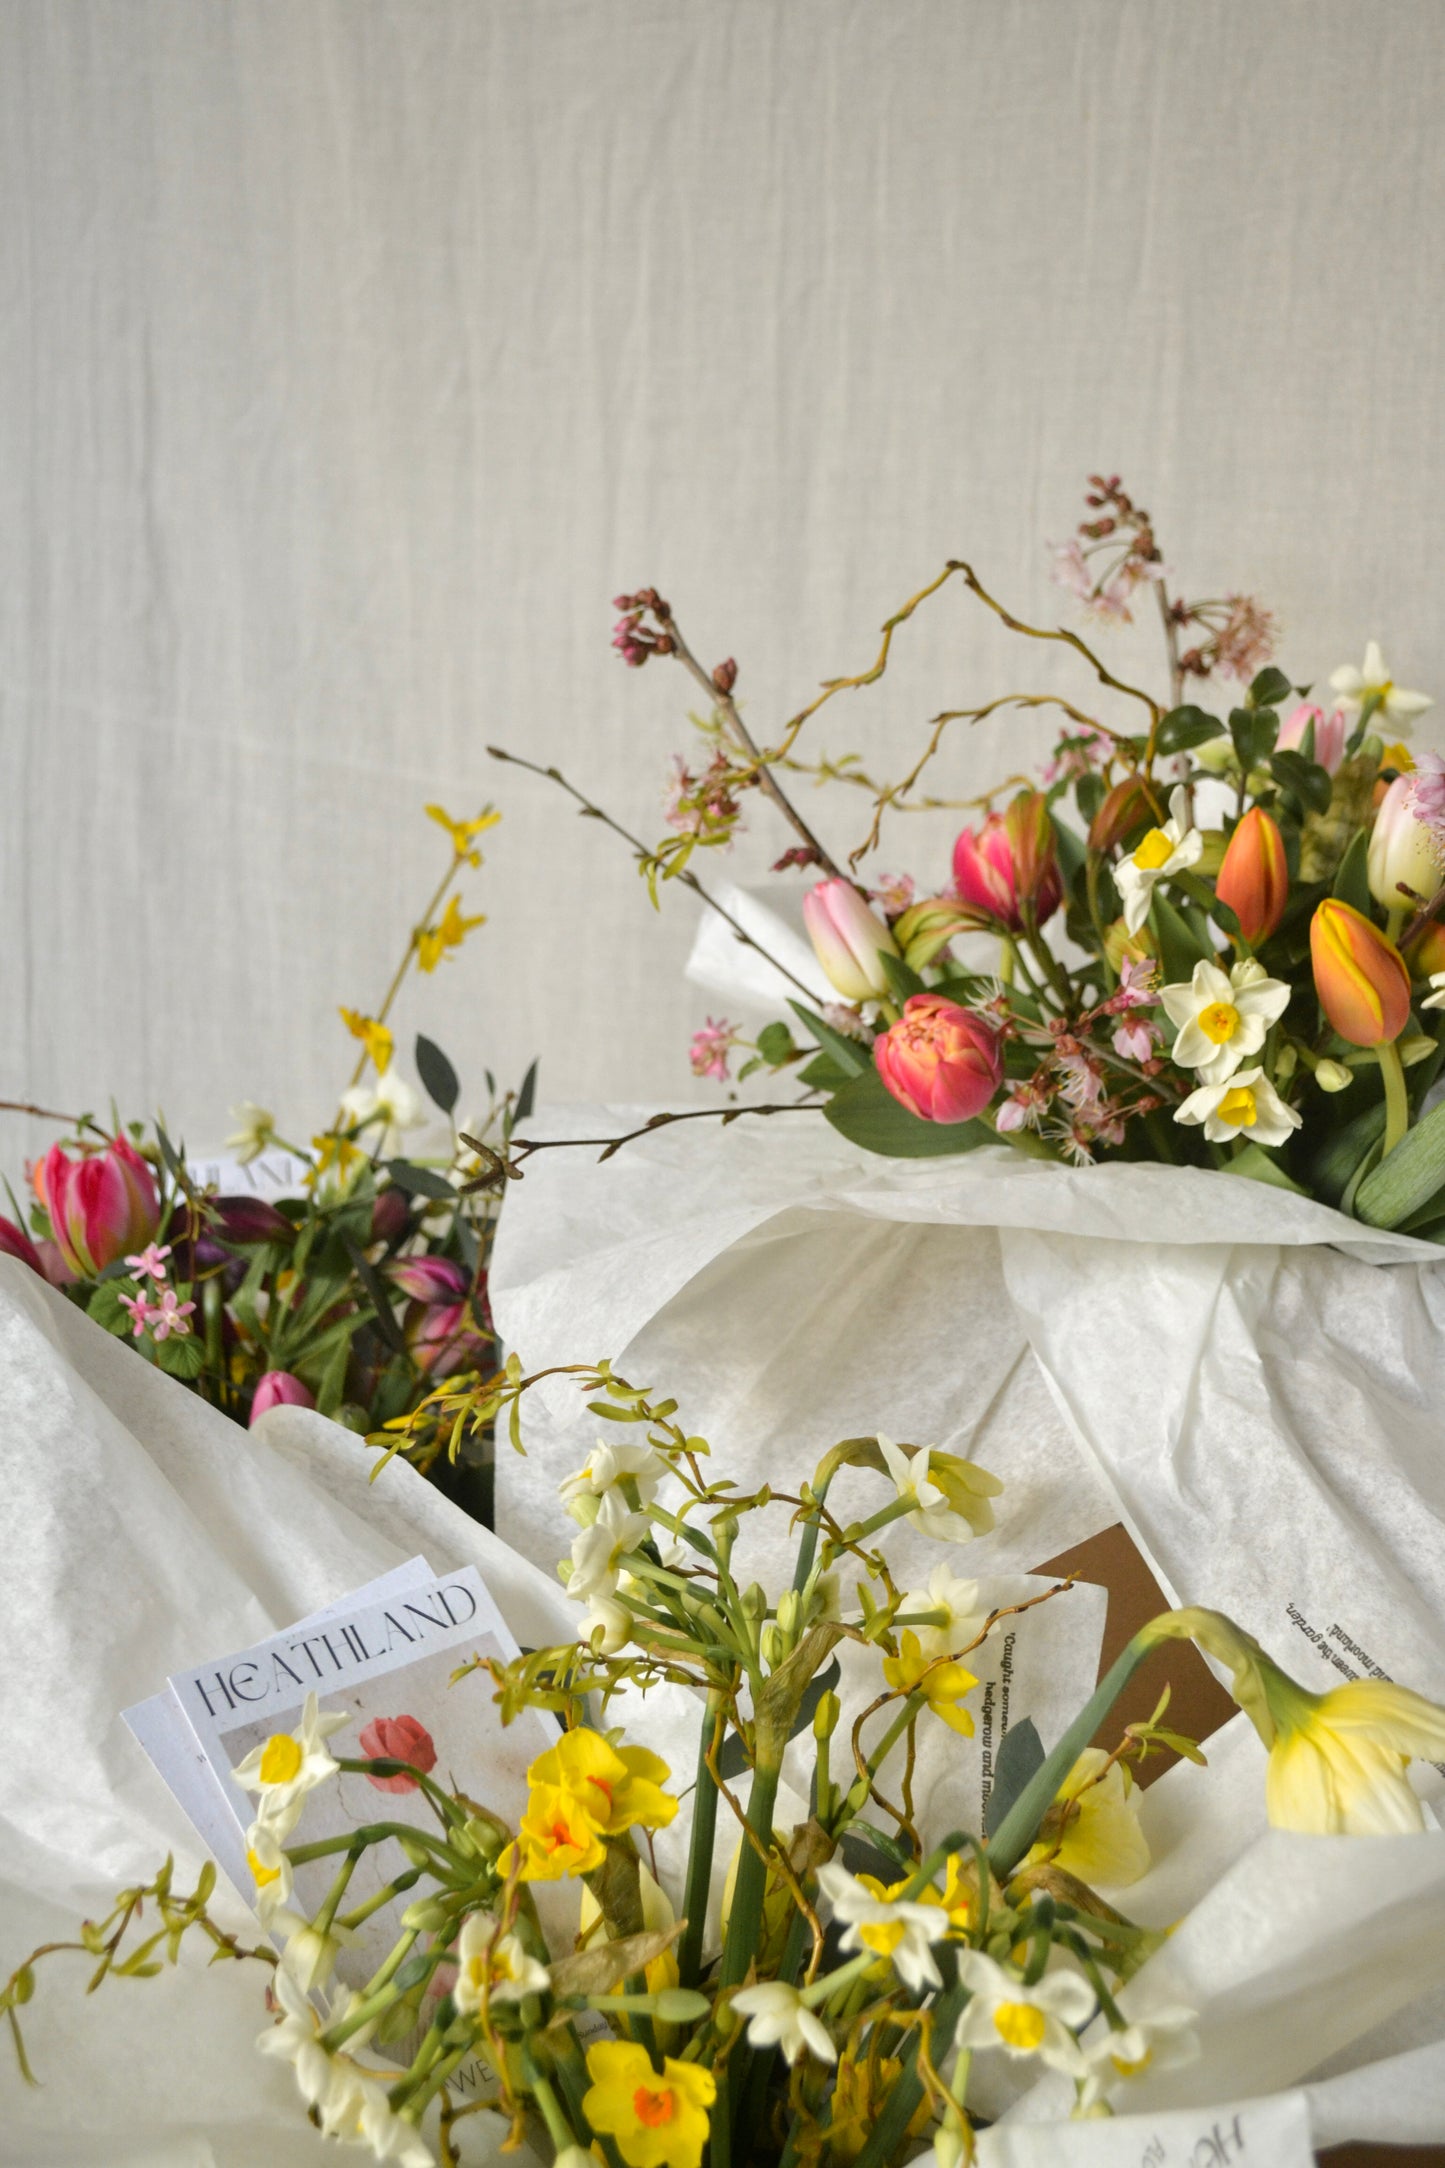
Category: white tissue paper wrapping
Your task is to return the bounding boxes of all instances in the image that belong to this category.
[487,1018,1445,2140]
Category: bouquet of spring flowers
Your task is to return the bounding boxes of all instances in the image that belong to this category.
[12,1364,1445,2166]
[0,803,527,1505]
[509,479,1445,1235]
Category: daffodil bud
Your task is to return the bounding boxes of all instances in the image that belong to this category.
[741,1582,768,1623]
[760,1623,783,1668]
[1315,1059,1352,1093]
[813,1689,841,1742]
[401,1896,456,1932]
[1215,807,1288,943]
[776,1588,801,1639]
[1310,898,1412,1046]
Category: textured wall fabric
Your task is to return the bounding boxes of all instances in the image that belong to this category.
[4,1,1445,1154]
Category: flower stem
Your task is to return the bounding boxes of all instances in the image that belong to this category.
[1377,1037,1409,1158]
[677,1693,725,1991]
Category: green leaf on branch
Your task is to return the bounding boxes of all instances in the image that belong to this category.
[414,1035,460,1115]
[1248,666,1293,710]
[384,1160,457,1202]
[822,1068,993,1158]
[1155,706,1224,754]
[787,999,869,1078]
[1269,750,1333,816]
[754,1021,798,1068]
[87,1277,138,1336]
[983,1718,1046,1839]
[514,1059,539,1126]
[1230,706,1278,773]
[155,1332,205,1381]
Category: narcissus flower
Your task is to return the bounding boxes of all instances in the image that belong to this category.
[1261,1674,1445,1835]
[510,1784,607,1880]
[873,995,1003,1124]
[338,1073,426,1159]
[582,2039,716,2168]
[895,1564,989,1662]
[952,792,1063,932]
[1160,956,1290,1084]
[802,879,900,1001]
[1174,1066,1302,1149]
[1020,1748,1150,1887]
[1078,2006,1200,2108]
[1329,641,1432,737]
[225,1103,277,1163]
[1310,899,1412,1046]
[566,1488,650,1600]
[877,1435,1002,1544]
[1113,787,1203,936]
[816,1861,949,1995]
[231,1693,349,1829]
[559,1439,670,1521]
[881,1630,978,1735]
[730,1981,836,2066]
[1214,807,1289,943]
[452,1911,549,2012]
[952,1949,1093,2074]
[527,1728,678,1841]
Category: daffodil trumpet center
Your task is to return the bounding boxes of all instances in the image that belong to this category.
[259,1734,303,1785]
[994,2000,1047,2049]
[1198,1000,1240,1044]
[1133,828,1174,871]
[1216,1085,1258,1129]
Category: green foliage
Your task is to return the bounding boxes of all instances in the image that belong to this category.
[414,1034,460,1114]
[822,1068,993,1158]
[1155,705,1224,754]
[1354,1096,1445,1228]
[786,999,868,1078]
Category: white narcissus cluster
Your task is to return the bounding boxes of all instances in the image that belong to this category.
[1160,957,1290,1086]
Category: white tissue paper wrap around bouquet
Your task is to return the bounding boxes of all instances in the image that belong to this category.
[487,1066,1445,2144]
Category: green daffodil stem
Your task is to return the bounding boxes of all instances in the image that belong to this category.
[678,1693,726,1991]
[848,1979,970,2168]
[717,1759,782,1993]
[527,2068,578,2154]
[337,1867,423,1932]
[1377,1038,1409,1158]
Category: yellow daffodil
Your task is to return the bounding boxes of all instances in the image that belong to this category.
[338,1007,394,1075]
[881,1629,978,1736]
[582,2039,715,2168]
[1019,1747,1150,1887]
[417,893,486,973]
[1264,1675,1445,1835]
[509,1781,608,1881]
[425,801,501,867]
[528,1728,678,1839]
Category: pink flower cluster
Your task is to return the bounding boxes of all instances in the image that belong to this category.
[117,1241,196,1342]
[611,588,674,668]
[664,752,742,841]
[690,1018,739,1082]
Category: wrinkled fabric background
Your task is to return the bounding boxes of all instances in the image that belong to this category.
[5,1,1445,1149]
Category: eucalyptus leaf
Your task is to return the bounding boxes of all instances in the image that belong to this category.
[384,1160,457,1202]
[414,1034,460,1115]
[982,1717,1045,1839]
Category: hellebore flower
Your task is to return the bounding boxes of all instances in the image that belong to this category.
[952,792,1064,933]
[802,879,900,1001]
[1214,807,1289,943]
[873,995,1003,1124]
[1310,899,1412,1046]
[35,1135,161,1277]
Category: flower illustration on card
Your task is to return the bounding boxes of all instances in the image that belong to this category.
[357,1713,438,1793]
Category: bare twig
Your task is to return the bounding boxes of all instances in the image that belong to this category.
[487,746,823,1000]
[0,1098,85,1125]
[461,1101,824,1183]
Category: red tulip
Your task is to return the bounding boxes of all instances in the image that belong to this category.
[952,792,1063,932]
[35,1136,160,1277]
[358,1713,438,1794]
[1215,807,1289,943]
[873,994,1003,1124]
[0,1215,45,1279]
[1310,899,1412,1046]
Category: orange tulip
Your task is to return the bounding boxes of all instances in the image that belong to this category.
[1309,899,1412,1046]
[1215,808,1289,944]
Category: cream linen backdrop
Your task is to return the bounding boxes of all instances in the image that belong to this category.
[4,1,1445,1148]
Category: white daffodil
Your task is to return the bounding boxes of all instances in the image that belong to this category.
[245,1819,295,1924]
[231,1693,349,1828]
[1174,1065,1303,1149]
[256,1959,336,2111]
[1422,970,1445,1012]
[577,1592,634,1654]
[452,1911,550,2013]
[1114,787,1204,936]
[1078,2005,1200,2108]
[877,1435,1001,1545]
[336,2073,435,2167]
[1264,1677,1445,1834]
[338,1074,426,1160]
[896,1564,990,1663]
[1160,956,1291,1084]
[952,1949,1094,2076]
[225,1102,277,1164]
[1329,641,1432,738]
[277,1912,356,1994]
[731,1980,837,2065]
[558,1439,670,1523]
[564,1487,649,1602]
[816,1860,948,1995]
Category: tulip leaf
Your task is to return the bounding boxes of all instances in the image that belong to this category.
[787,1000,869,1078]
[1155,705,1224,754]
[383,1160,457,1202]
[798,1051,855,1091]
[822,1068,993,1158]
[879,950,926,1004]
[1149,893,1213,985]
[983,1716,1045,1840]
[1269,749,1333,816]
[1332,829,1372,916]
[1174,871,1239,939]
[154,1124,188,1190]
[1306,1098,1385,1207]
[1354,1096,1445,1227]
[414,1035,460,1115]
[1222,1142,1308,1194]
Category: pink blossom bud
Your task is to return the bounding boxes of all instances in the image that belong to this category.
[0,1215,45,1278]
[873,995,1003,1124]
[952,793,1063,933]
[1277,702,1347,776]
[249,1370,317,1423]
[34,1136,161,1277]
[802,879,900,1001]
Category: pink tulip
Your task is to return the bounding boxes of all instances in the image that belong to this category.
[873,994,1004,1124]
[388,1255,470,1305]
[358,1713,438,1793]
[802,879,900,1002]
[34,1136,161,1277]
[211,1195,294,1246]
[1278,702,1347,776]
[249,1369,317,1424]
[0,1215,45,1279]
[952,792,1063,933]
